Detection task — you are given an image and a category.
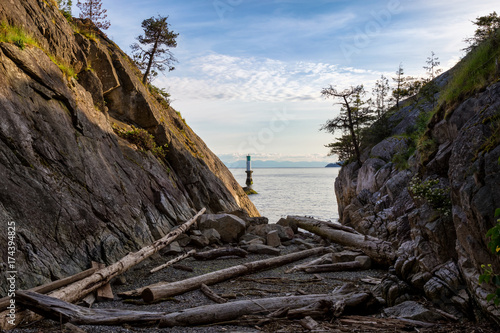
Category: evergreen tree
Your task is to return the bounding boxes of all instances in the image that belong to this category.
[57,0,72,19]
[422,51,441,108]
[464,12,500,52]
[372,75,390,118]
[77,0,110,30]
[131,15,178,84]
[321,85,374,163]
[391,63,405,108]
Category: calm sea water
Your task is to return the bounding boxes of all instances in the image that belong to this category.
[230,168,340,223]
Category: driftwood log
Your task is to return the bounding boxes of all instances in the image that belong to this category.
[193,247,248,261]
[285,253,333,273]
[303,261,363,273]
[286,216,395,266]
[0,208,205,330]
[140,247,327,303]
[0,267,97,311]
[150,249,196,273]
[16,284,374,327]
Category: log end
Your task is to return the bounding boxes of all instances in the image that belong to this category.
[142,288,155,303]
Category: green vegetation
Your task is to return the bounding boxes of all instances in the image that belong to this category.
[440,28,500,111]
[56,0,72,21]
[0,21,77,79]
[408,176,451,216]
[131,15,178,84]
[148,83,171,107]
[0,21,39,49]
[479,208,500,306]
[113,125,167,159]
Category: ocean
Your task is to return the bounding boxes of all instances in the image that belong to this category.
[230,168,340,223]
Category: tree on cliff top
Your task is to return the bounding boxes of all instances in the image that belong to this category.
[321,85,373,163]
[77,0,110,30]
[131,15,178,84]
[464,12,500,52]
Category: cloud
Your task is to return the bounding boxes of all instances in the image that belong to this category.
[159,52,387,105]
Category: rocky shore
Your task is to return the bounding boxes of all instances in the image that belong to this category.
[8,212,498,332]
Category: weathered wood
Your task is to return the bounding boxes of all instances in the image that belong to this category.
[193,247,248,261]
[0,267,97,311]
[286,216,395,266]
[200,284,227,304]
[285,253,333,273]
[48,208,205,304]
[0,208,205,330]
[141,247,327,303]
[16,284,374,327]
[299,316,320,330]
[150,249,196,273]
[93,262,114,301]
[304,261,363,273]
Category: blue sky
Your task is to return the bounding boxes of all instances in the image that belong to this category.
[74,0,499,164]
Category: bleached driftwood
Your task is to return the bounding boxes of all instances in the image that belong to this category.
[150,249,196,274]
[16,284,374,327]
[286,216,395,266]
[193,247,248,261]
[140,247,327,303]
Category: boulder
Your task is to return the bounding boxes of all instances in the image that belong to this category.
[190,235,210,248]
[247,224,294,241]
[199,214,247,243]
[383,301,444,322]
[161,241,182,255]
[266,230,281,247]
[202,228,222,245]
[370,137,409,162]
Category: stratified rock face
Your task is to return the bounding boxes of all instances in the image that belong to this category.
[0,1,258,293]
[335,76,500,321]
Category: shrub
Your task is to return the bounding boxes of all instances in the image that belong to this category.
[113,126,167,159]
[408,176,451,216]
[479,208,500,306]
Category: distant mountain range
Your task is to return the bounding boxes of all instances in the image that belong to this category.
[223,160,341,168]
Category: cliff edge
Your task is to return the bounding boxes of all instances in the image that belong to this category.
[0,0,258,294]
[335,39,500,322]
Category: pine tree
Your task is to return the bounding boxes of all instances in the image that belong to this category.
[131,15,178,84]
[464,12,500,52]
[391,63,404,108]
[321,85,374,163]
[77,0,110,30]
[372,75,390,118]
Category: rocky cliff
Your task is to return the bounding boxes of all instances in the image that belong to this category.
[0,0,259,294]
[335,51,500,321]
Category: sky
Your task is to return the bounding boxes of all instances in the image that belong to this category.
[73,0,499,165]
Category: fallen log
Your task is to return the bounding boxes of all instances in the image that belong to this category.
[150,249,196,274]
[193,247,248,261]
[0,208,205,330]
[304,261,363,273]
[48,208,205,304]
[16,284,374,327]
[0,267,97,311]
[285,253,333,273]
[286,216,395,266]
[140,246,327,303]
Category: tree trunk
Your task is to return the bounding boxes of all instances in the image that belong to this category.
[16,284,374,327]
[140,247,327,303]
[0,267,97,311]
[303,261,363,273]
[193,247,248,261]
[142,40,158,84]
[286,216,395,266]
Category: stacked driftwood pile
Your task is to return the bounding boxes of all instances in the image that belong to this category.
[1,209,486,332]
